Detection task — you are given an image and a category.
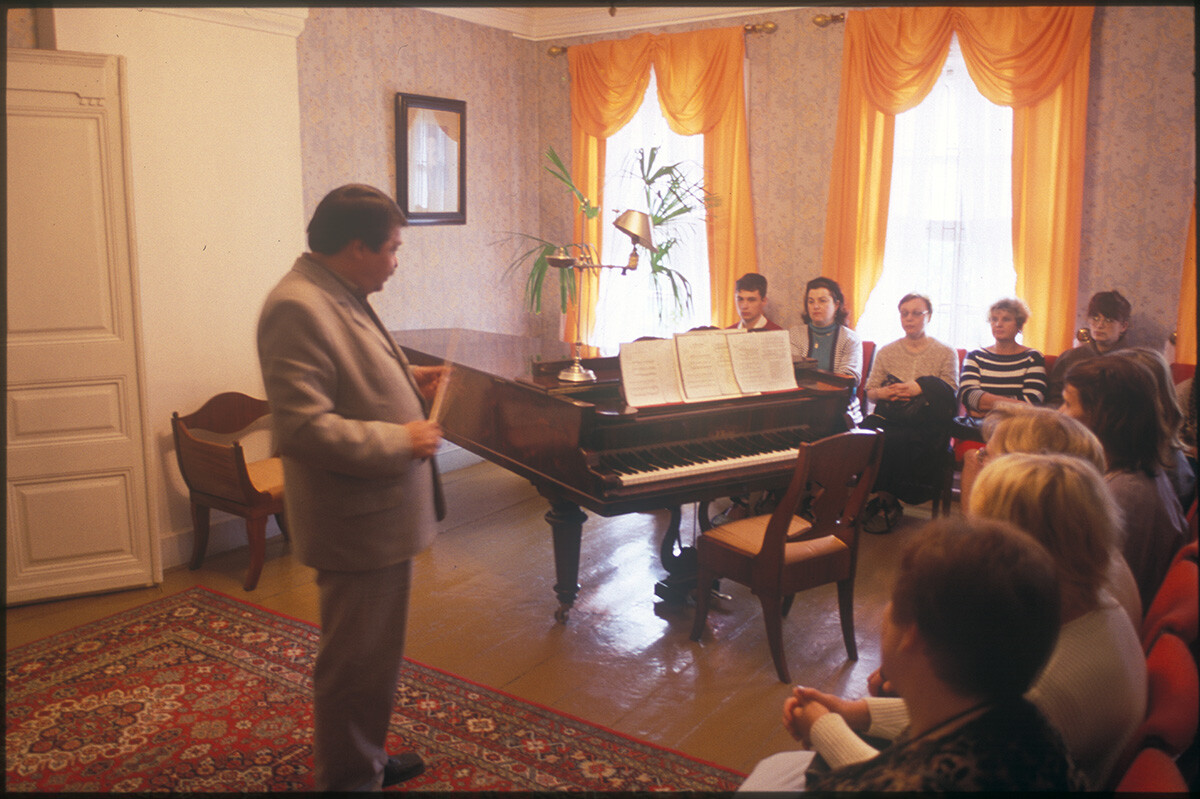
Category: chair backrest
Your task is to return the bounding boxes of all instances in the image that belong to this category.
[1115,746,1189,792]
[758,429,884,571]
[857,340,876,413]
[1139,632,1200,757]
[171,392,273,506]
[1043,352,1058,377]
[1141,557,1199,652]
[177,391,271,436]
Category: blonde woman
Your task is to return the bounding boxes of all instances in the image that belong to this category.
[959,405,1140,624]
[967,454,1147,788]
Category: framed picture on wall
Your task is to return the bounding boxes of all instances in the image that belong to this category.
[395,93,466,225]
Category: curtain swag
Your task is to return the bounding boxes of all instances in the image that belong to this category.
[565,27,758,346]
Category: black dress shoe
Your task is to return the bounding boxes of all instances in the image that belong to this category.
[382,751,425,787]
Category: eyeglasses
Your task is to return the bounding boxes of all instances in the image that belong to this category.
[900,310,929,319]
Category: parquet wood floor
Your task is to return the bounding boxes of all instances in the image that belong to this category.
[6,459,942,775]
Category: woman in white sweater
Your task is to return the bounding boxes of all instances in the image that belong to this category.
[740,453,1146,791]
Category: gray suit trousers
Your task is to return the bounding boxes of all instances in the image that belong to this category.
[313,560,413,791]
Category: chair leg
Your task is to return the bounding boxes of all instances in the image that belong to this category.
[188,501,211,571]
[275,512,290,542]
[758,593,791,683]
[781,593,796,617]
[690,566,714,641]
[243,515,268,591]
[836,578,858,661]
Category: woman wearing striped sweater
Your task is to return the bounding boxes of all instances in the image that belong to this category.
[954,297,1047,441]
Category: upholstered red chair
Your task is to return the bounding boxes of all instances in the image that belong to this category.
[1140,633,1199,757]
[857,340,876,415]
[172,392,287,591]
[1141,558,1198,653]
[931,348,970,517]
[1110,632,1200,787]
[1115,746,1189,792]
[690,429,884,683]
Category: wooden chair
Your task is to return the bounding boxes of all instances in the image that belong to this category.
[690,428,884,682]
[171,392,286,591]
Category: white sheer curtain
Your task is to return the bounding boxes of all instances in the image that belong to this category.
[408,108,459,213]
[855,35,1016,352]
[589,68,711,355]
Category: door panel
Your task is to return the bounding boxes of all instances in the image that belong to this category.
[6,49,157,604]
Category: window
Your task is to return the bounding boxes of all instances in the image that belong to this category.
[589,68,710,355]
[854,35,1016,350]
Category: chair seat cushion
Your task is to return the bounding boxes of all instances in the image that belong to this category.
[246,457,285,501]
[704,516,847,563]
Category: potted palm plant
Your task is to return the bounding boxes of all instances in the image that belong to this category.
[505,146,713,321]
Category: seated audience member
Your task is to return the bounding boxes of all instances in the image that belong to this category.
[860,293,958,533]
[1045,289,1132,405]
[968,454,1147,787]
[727,272,782,331]
[954,297,1046,442]
[1115,346,1197,510]
[960,405,1142,626]
[1061,356,1188,607]
[738,517,1082,792]
[789,276,864,425]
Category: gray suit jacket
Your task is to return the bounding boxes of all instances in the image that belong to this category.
[257,254,438,571]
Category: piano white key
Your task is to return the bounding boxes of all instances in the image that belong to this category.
[616,447,798,485]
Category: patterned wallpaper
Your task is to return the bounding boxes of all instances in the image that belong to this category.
[297,7,556,341]
[293,5,1193,352]
[1080,5,1196,349]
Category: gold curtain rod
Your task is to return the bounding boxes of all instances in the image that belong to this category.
[547,21,778,56]
[812,13,845,28]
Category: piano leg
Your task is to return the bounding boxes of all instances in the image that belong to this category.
[542,494,586,623]
[654,505,700,604]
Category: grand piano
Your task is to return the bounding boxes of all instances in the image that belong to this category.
[395,328,854,621]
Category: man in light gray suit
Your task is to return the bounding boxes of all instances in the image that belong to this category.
[257,184,445,791]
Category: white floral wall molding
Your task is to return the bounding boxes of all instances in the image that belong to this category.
[144,7,309,39]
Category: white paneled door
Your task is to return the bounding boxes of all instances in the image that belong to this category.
[6,49,159,604]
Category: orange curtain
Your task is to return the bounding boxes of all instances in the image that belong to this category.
[824,6,1094,354]
[1177,198,1197,365]
[566,27,758,344]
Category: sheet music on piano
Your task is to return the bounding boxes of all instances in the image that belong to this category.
[619,329,798,408]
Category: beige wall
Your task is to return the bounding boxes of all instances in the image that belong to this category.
[50,7,308,568]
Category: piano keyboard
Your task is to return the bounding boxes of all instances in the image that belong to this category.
[596,432,802,486]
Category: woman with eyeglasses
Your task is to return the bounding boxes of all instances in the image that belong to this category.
[1045,290,1131,406]
[859,293,959,533]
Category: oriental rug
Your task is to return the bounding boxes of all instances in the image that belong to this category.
[6,587,743,793]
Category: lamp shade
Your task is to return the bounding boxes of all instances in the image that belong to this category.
[613,210,656,253]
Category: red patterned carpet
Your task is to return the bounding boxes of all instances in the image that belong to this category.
[6,587,743,792]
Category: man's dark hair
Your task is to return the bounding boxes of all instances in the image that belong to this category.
[1086,290,1132,324]
[735,272,768,297]
[891,517,1060,702]
[801,276,849,326]
[1064,356,1164,476]
[307,184,407,255]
